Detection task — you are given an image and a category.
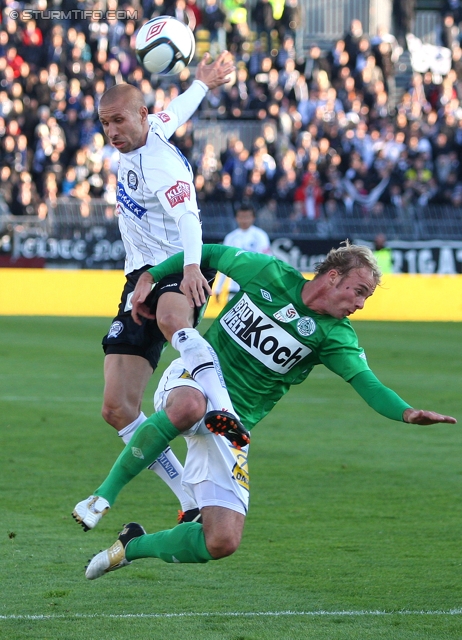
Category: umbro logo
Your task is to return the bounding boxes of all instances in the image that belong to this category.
[261,289,272,301]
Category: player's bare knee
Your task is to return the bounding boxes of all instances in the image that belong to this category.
[101,402,133,431]
[165,388,206,430]
[205,532,240,559]
[202,508,245,559]
[101,404,119,429]
[157,311,192,342]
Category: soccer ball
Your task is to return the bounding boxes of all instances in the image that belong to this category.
[135,16,195,75]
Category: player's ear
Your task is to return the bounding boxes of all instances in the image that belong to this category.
[328,269,340,285]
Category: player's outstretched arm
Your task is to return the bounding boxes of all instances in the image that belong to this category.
[195,51,234,90]
[403,408,457,425]
[131,271,156,325]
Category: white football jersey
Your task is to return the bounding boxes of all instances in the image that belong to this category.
[223,225,271,254]
[116,106,201,274]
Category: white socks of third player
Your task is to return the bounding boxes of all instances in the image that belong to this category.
[171,327,236,415]
[118,412,197,512]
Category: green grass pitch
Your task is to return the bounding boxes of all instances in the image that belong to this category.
[1,317,461,639]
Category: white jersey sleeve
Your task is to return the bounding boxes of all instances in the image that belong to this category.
[150,80,208,140]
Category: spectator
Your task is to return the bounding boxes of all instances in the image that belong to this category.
[252,0,275,50]
[403,154,436,206]
[344,19,364,70]
[304,44,331,89]
[10,173,40,217]
[293,170,324,220]
[222,0,248,54]
[187,0,203,30]
[61,166,77,196]
[211,171,236,203]
[103,171,118,206]
[278,0,301,41]
[373,233,393,273]
[275,34,297,70]
[393,0,416,47]
[0,164,15,206]
[20,19,44,65]
[201,0,227,53]
[166,0,198,30]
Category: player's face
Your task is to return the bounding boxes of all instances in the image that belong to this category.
[98,98,148,153]
[236,210,255,230]
[326,267,376,319]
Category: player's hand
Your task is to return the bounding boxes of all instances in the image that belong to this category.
[180,264,213,307]
[195,51,234,89]
[131,271,156,325]
[403,408,457,425]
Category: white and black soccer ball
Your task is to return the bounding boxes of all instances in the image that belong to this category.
[135,16,195,75]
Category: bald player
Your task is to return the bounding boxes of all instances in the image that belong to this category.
[79,53,240,525]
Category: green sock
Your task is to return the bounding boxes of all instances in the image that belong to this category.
[126,522,214,564]
[94,411,180,505]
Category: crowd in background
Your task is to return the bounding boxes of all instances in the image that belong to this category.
[2,0,462,235]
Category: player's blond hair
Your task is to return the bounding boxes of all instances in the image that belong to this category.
[314,240,382,284]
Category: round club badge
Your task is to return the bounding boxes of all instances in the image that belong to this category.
[127,170,138,190]
[107,320,124,339]
[297,317,316,337]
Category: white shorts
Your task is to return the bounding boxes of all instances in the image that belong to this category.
[154,358,250,515]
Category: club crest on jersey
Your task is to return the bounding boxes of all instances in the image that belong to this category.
[260,289,272,301]
[117,181,147,220]
[156,111,171,123]
[165,181,190,207]
[127,170,138,190]
[296,317,317,336]
[220,294,312,373]
[274,303,300,323]
[107,320,124,338]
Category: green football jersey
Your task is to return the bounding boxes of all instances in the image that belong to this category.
[150,244,371,430]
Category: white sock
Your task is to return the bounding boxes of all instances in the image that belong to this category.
[171,328,236,415]
[118,412,148,444]
[148,447,197,512]
[118,412,197,512]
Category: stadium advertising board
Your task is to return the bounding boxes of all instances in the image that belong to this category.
[2,227,126,270]
[270,238,462,274]
[3,230,462,274]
